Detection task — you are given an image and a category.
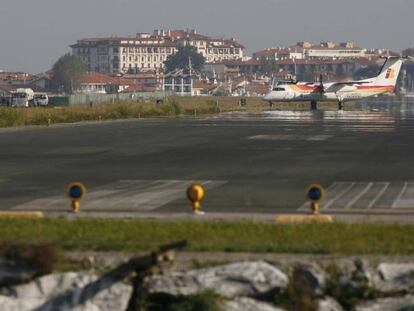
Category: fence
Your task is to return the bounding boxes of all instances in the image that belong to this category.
[68,92,168,106]
[49,92,169,107]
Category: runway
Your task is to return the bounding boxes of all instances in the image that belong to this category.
[1,97,414,217]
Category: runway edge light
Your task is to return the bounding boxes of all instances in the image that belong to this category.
[275,183,333,224]
[187,184,205,215]
[305,183,325,215]
[67,182,86,213]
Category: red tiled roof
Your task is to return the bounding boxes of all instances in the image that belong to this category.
[0,85,19,92]
[245,83,270,95]
[254,48,290,57]
[207,59,260,66]
[120,83,146,93]
[276,59,353,65]
[79,72,130,85]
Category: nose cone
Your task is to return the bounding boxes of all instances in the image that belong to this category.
[263,92,273,102]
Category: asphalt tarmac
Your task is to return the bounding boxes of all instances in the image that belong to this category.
[1,97,414,217]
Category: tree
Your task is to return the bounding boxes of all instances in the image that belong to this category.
[51,54,87,93]
[164,45,205,73]
[353,65,381,80]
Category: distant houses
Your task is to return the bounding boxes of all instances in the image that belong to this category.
[2,31,414,100]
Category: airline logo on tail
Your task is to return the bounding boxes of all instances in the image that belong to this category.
[385,68,395,80]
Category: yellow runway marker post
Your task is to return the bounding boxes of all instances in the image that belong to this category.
[187,184,205,215]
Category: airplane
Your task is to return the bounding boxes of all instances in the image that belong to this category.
[263,56,407,111]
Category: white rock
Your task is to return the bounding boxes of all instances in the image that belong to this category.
[1,272,132,311]
[225,297,285,311]
[318,297,344,311]
[146,261,288,298]
[355,295,414,311]
[378,263,414,287]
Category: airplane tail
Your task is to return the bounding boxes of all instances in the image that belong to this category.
[371,57,403,87]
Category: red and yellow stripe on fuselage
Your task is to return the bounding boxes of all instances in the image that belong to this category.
[286,84,395,101]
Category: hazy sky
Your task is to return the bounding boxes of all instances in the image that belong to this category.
[1,0,413,73]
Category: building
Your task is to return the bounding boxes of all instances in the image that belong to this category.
[298,41,366,59]
[71,35,178,73]
[162,70,194,96]
[71,29,245,74]
[253,48,303,61]
[76,72,132,94]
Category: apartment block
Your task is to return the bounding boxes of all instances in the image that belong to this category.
[71,29,245,73]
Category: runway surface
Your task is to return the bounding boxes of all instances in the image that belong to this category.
[1,97,414,217]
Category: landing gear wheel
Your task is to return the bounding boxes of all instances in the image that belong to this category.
[310,101,318,111]
[338,102,343,111]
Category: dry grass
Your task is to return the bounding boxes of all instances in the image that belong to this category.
[0,96,339,128]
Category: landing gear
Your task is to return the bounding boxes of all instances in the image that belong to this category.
[338,101,343,111]
[310,101,318,111]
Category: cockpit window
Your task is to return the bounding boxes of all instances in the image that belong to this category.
[273,87,286,91]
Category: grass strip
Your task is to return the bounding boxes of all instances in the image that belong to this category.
[0,219,413,255]
[0,96,339,128]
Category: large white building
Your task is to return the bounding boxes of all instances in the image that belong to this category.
[71,35,178,73]
[298,41,366,59]
[71,29,245,73]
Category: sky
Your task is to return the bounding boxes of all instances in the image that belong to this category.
[1,0,413,73]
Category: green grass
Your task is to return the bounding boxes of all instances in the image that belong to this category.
[1,219,414,255]
[0,96,339,128]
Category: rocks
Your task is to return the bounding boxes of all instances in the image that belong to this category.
[354,295,414,311]
[377,263,414,290]
[0,272,132,311]
[225,297,286,311]
[292,264,327,297]
[146,261,288,298]
[318,297,345,311]
[0,258,39,287]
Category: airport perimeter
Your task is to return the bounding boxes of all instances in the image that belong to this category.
[1,98,414,222]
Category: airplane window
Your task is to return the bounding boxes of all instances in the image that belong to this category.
[273,87,286,91]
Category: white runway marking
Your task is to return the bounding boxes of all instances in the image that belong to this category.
[367,183,389,209]
[344,182,373,209]
[13,180,227,212]
[248,134,332,141]
[298,181,414,212]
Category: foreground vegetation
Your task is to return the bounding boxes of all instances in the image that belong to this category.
[0,96,338,128]
[0,219,414,255]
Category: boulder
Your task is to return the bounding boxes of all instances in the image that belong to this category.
[377,263,414,290]
[292,264,327,297]
[318,297,344,311]
[0,258,39,286]
[355,295,414,311]
[0,272,132,311]
[146,261,288,298]
[225,297,285,311]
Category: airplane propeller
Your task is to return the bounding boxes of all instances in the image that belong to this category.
[317,74,325,94]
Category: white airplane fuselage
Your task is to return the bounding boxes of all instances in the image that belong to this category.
[263,83,395,103]
[263,57,403,108]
